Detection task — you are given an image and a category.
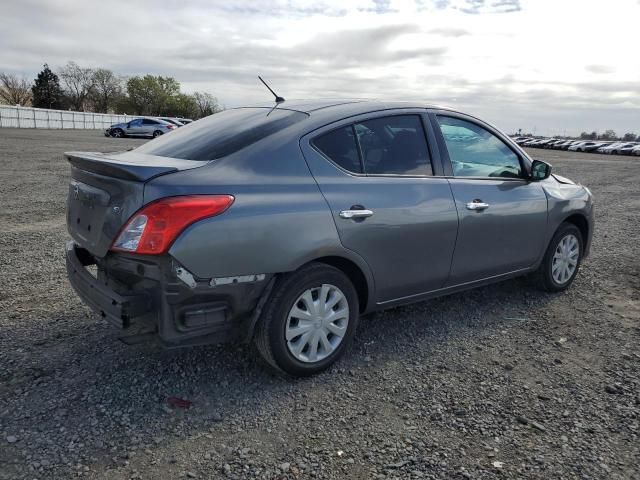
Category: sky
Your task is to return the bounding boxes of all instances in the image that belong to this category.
[1,0,638,136]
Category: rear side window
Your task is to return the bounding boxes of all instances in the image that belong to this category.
[313,115,433,176]
[356,115,432,176]
[142,119,157,125]
[313,126,362,173]
[136,108,308,160]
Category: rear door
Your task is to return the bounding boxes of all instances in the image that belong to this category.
[429,112,548,285]
[142,119,160,135]
[301,111,459,303]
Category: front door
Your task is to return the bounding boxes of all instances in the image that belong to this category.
[301,112,459,303]
[126,119,144,136]
[431,113,548,285]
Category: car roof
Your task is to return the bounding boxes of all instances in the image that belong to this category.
[245,98,457,115]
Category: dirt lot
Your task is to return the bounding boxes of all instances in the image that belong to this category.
[0,129,638,480]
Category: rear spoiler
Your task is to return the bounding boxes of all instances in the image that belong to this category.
[65,151,208,182]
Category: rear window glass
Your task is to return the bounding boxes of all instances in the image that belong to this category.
[136,108,308,160]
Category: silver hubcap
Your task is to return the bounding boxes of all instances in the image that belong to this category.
[285,284,349,363]
[552,234,579,284]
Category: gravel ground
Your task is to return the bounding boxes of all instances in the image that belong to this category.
[0,129,638,480]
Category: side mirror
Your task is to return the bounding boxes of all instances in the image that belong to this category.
[530,159,552,181]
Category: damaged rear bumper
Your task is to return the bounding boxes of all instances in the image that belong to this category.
[65,241,272,347]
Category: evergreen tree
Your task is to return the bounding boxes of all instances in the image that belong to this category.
[31,64,64,109]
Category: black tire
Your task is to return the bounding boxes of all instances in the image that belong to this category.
[535,222,583,292]
[255,263,359,377]
[112,128,124,138]
[152,130,163,138]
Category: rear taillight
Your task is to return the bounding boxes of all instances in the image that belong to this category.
[111,195,234,255]
[166,124,176,129]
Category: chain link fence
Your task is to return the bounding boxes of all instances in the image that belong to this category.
[0,105,134,130]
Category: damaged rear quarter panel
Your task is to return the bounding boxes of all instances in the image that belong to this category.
[143,136,349,280]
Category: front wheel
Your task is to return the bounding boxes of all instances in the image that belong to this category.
[255,263,359,376]
[111,128,124,138]
[535,223,583,292]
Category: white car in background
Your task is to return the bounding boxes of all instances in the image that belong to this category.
[613,143,640,155]
[597,142,626,154]
[631,145,640,156]
[568,141,609,152]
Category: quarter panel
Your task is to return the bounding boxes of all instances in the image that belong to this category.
[145,138,374,292]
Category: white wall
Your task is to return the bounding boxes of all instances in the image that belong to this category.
[0,105,134,129]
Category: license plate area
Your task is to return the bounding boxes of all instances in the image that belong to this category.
[67,181,111,247]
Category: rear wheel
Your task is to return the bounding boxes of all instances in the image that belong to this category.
[535,223,583,292]
[255,263,359,376]
[152,130,163,138]
[112,128,124,138]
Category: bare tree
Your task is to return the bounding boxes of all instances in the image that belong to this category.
[59,61,95,111]
[0,73,32,106]
[90,68,123,113]
[192,91,221,118]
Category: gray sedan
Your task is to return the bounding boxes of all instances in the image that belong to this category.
[66,100,594,376]
[105,117,177,138]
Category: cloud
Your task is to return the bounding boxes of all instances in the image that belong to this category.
[585,65,616,75]
[429,27,470,37]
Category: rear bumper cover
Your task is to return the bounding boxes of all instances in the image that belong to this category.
[65,241,271,346]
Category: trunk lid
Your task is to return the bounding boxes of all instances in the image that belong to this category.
[65,150,208,257]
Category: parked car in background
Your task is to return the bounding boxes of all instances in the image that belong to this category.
[569,141,609,152]
[158,117,185,127]
[581,142,611,152]
[631,145,640,156]
[544,140,566,149]
[533,139,555,148]
[562,141,584,150]
[597,142,625,154]
[66,99,594,376]
[553,140,574,150]
[105,118,177,138]
[611,142,639,155]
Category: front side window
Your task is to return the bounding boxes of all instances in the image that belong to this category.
[129,119,142,127]
[437,116,522,179]
[356,115,432,176]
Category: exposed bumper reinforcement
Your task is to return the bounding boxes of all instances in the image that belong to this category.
[65,241,151,329]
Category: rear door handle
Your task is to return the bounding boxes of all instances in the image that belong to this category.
[339,209,374,219]
[466,201,490,211]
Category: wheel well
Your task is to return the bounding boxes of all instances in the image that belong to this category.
[563,214,588,243]
[313,256,369,313]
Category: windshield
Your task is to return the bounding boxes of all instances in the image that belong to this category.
[136,108,308,160]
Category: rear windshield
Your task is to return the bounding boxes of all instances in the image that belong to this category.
[135,108,308,160]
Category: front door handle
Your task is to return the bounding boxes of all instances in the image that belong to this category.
[339,209,374,219]
[466,200,490,211]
